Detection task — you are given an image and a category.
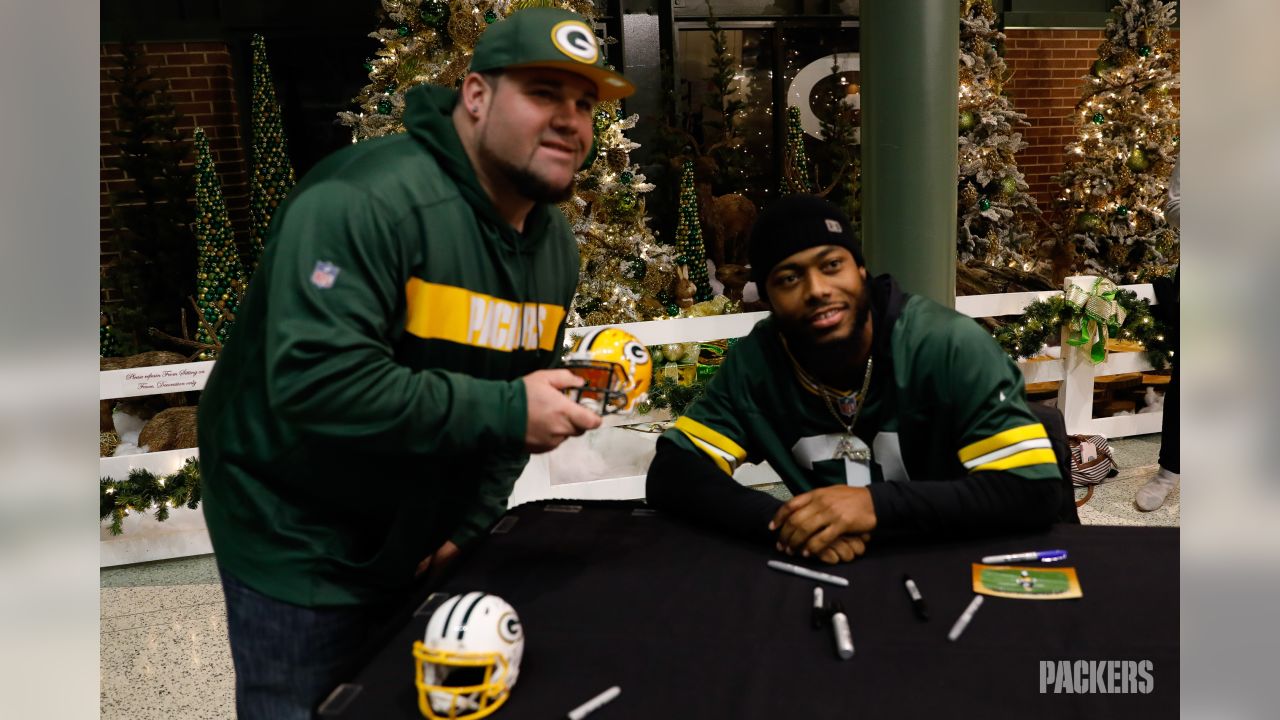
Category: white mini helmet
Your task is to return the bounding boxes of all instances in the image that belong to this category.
[413,592,525,720]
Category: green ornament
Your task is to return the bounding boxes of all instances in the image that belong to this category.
[377,100,392,114]
[1139,45,1152,57]
[397,25,410,37]
[1092,113,1105,124]
[362,60,374,72]
[666,303,680,316]
[624,257,647,280]
[979,197,991,211]
[1076,212,1103,232]
[1092,58,1114,77]
[620,171,634,185]
[958,111,977,132]
[616,192,637,213]
[1115,205,1129,216]
[1126,147,1150,172]
[999,176,1018,196]
[616,108,625,120]
[420,0,448,27]
[484,10,498,24]
[594,110,611,132]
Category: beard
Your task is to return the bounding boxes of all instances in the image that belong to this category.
[476,132,577,203]
[783,277,873,362]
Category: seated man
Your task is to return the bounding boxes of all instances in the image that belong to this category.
[646,194,1067,564]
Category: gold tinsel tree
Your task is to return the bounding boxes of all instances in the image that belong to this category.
[336,0,675,324]
[1054,0,1180,281]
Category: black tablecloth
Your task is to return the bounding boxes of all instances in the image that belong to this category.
[324,500,1178,719]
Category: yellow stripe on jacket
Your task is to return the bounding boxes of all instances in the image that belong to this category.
[404,279,566,352]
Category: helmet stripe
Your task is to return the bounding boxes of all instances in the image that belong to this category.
[440,591,477,641]
[457,592,489,640]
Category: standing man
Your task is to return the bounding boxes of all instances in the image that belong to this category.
[197,9,633,718]
[646,195,1072,564]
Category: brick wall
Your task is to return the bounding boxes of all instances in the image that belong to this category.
[100,41,249,306]
[1002,28,1180,225]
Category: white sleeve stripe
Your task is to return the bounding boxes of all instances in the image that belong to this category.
[689,436,740,473]
[962,438,1054,470]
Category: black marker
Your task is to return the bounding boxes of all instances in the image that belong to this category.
[903,574,929,621]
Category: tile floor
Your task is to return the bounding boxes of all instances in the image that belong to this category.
[100,434,1178,719]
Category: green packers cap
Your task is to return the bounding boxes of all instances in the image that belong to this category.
[470,7,636,101]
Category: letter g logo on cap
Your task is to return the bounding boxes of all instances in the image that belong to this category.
[551,21,599,64]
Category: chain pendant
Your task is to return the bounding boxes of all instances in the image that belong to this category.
[833,434,870,462]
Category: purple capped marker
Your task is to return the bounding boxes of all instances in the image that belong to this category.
[980,549,1068,564]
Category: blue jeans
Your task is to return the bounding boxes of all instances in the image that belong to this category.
[219,567,400,719]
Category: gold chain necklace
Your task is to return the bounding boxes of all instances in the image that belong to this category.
[817,356,874,462]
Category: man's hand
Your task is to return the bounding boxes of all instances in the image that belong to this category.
[813,533,871,565]
[415,540,461,579]
[769,486,878,559]
[522,369,603,453]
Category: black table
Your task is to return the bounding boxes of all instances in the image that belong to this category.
[323,500,1178,719]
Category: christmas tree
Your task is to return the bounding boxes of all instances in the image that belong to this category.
[191,127,246,357]
[336,0,675,325]
[567,107,677,325]
[100,311,122,358]
[105,41,196,352]
[956,0,1042,268]
[1054,0,1180,281]
[781,106,814,195]
[674,160,713,305]
[248,33,297,269]
[703,4,751,194]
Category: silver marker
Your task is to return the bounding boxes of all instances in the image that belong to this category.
[947,595,985,642]
[830,600,855,659]
[767,559,850,587]
[567,685,621,720]
[812,586,826,628]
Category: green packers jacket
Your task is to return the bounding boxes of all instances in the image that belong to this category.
[647,275,1067,541]
[198,83,578,607]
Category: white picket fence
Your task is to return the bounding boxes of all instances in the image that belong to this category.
[100,276,1163,565]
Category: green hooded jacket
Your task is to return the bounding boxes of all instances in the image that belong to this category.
[197,84,579,607]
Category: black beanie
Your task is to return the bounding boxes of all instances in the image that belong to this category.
[748,194,864,287]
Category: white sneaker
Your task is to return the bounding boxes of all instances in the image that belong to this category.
[1135,467,1179,511]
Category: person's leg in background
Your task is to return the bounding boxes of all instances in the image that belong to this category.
[219,567,397,719]
[1137,270,1179,511]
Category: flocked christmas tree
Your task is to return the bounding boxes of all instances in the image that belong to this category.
[1054,0,1180,281]
[191,127,246,358]
[781,106,814,195]
[248,34,297,269]
[674,160,713,306]
[336,0,675,325]
[956,0,1042,268]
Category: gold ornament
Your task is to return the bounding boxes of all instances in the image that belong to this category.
[962,183,979,206]
[448,4,486,48]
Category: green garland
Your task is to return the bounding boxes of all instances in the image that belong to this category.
[993,289,1173,369]
[100,457,202,535]
[636,373,710,417]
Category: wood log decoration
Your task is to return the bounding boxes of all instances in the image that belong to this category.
[137,406,199,453]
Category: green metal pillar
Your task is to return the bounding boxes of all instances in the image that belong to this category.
[860,0,959,307]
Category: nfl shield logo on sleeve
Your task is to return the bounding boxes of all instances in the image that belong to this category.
[310,260,340,289]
